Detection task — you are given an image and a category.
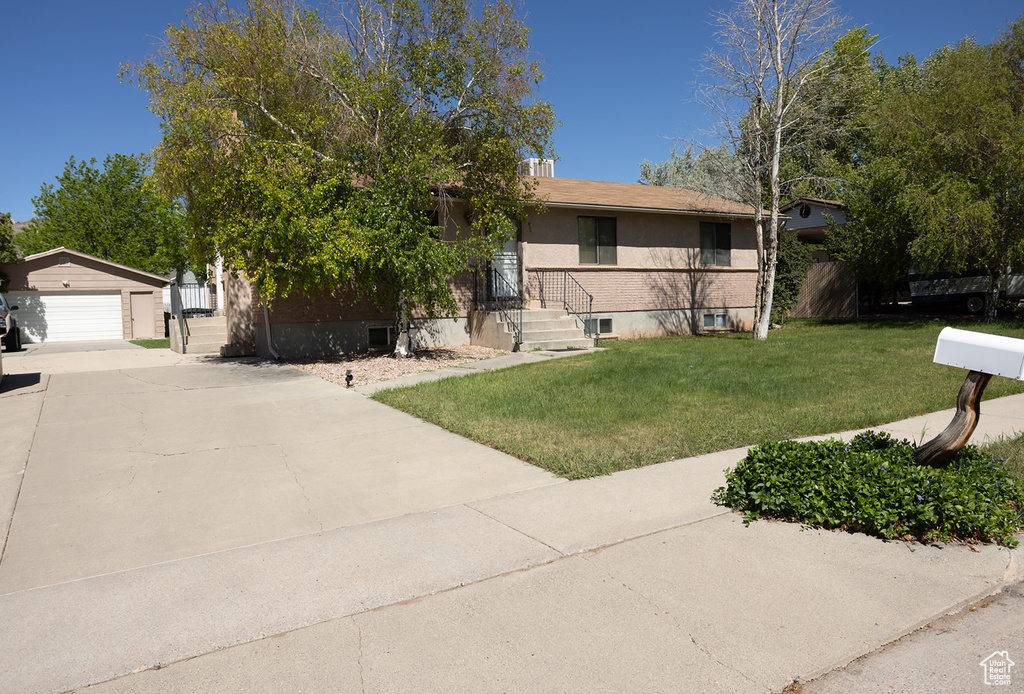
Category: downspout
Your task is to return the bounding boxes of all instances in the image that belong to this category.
[262,302,281,361]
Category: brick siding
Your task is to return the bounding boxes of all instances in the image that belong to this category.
[526,266,756,313]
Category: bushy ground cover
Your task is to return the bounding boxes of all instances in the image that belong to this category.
[712,431,1024,546]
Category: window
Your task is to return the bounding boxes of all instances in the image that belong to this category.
[700,222,731,266]
[585,317,613,335]
[368,326,396,348]
[703,313,727,329]
[578,216,617,265]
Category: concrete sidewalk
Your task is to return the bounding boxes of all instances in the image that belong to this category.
[0,345,1022,693]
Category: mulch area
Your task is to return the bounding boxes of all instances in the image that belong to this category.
[289,344,507,388]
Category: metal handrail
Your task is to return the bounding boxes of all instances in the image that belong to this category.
[170,282,190,354]
[537,269,595,338]
[489,268,523,344]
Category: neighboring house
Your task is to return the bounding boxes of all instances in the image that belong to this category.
[219,174,760,359]
[779,198,846,262]
[0,247,168,342]
[781,198,857,319]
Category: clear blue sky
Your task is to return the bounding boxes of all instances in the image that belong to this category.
[2,0,1021,223]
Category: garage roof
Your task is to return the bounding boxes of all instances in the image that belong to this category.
[19,247,170,285]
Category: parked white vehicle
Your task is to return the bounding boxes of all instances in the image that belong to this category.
[909,268,1024,313]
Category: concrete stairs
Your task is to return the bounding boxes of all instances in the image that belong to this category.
[182,315,227,355]
[517,308,593,351]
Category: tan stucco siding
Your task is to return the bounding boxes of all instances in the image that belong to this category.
[522,208,757,270]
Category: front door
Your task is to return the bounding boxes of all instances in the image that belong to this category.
[491,237,520,298]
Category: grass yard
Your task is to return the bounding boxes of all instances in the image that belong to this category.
[129,338,171,349]
[373,320,1024,479]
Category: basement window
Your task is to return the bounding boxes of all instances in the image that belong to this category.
[368,326,396,348]
[585,317,613,334]
[703,313,727,329]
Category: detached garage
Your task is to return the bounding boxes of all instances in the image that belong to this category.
[2,248,168,343]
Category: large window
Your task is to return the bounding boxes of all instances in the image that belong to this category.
[578,216,617,265]
[700,222,731,266]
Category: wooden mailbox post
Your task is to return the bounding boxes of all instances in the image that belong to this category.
[915,327,1024,468]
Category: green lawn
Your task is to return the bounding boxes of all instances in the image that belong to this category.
[129,338,171,349]
[373,320,1024,479]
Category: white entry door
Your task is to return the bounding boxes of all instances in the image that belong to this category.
[491,238,520,298]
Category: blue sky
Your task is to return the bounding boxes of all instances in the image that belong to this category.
[2,0,1021,223]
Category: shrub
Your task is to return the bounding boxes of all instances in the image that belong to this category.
[712,431,1024,546]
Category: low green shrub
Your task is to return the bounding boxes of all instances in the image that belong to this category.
[712,431,1024,546]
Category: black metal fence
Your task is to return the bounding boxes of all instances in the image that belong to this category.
[474,264,522,344]
[535,269,594,338]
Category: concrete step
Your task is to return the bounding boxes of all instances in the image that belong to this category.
[519,337,594,351]
[521,327,590,342]
[520,308,572,321]
[520,317,580,331]
[184,340,226,355]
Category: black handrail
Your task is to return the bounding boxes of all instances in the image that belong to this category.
[489,268,522,344]
[474,264,523,344]
[536,269,595,338]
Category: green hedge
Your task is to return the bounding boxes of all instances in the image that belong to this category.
[712,431,1024,546]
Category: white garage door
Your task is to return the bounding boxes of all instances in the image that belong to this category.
[7,292,124,342]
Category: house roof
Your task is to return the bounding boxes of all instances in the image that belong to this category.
[527,177,756,218]
[19,247,170,285]
[779,197,844,213]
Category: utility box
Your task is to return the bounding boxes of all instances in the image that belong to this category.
[933,327,1024,380]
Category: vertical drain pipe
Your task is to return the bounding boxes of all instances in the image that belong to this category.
[262,302,281,361]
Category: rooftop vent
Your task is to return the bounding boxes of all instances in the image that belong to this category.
[518,158,554,177]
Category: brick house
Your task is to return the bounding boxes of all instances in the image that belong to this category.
[219,175,759,358]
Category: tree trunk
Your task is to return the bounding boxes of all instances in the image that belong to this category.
[984,269,1000,323]
[392,300,414,358]
[914,370,991,467]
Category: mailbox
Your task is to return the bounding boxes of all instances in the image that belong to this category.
[933,327,1024,380]
[919,326,1024,467]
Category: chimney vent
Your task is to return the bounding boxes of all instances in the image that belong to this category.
[518,158,554,177]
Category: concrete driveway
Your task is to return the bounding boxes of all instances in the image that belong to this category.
[0,343,561,593]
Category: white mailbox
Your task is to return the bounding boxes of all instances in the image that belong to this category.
[933,327,1024,380]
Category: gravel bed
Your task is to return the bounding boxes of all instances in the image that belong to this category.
[289,344,508,387]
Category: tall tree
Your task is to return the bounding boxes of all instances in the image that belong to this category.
[775,26,878,201]
[637,144,746,202]
[700,0,844,340]
[20,154,187,275]
[125,0,556,355]
[835,17,1024,320]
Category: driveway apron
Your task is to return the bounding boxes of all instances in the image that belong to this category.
[0,351,561,593]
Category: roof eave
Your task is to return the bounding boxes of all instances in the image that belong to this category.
[542,201,756,219]
[18,246,171,285]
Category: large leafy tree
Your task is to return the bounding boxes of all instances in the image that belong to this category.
[19,154,187,275]
[124,0,556,351]
[834,16,1024,320]
[637,144,746,202]
[775,26,878,201]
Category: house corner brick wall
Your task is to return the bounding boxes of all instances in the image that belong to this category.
[247,269,477,326]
